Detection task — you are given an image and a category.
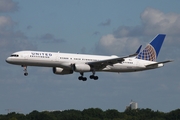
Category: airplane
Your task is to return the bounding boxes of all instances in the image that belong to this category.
[6,34,172,81]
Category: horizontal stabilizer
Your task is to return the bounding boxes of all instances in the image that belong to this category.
[145,60,173,67]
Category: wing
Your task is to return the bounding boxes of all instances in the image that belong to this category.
[85,45,142,70]
[86,45,142,70]
[86,53,139,70]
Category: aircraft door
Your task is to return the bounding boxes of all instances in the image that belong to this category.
[23,54,29,60]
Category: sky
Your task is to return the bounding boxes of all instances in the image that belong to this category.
[0,0,180,114]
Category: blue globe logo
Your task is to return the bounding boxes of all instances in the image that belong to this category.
[136,44,156,61]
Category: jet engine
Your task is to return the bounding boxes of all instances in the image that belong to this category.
[53,67,73,75]
[73,64,91,72]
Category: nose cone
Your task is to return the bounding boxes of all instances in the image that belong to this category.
[6,57,11,63]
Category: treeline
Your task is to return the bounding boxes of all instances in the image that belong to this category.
[0,108,180,120]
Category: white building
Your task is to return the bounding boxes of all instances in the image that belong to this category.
[126,100,138,110]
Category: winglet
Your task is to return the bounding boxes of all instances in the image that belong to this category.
[128,45,142,57]
[136,45,142,54]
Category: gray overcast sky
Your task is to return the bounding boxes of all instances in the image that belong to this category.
[0,0,180,114]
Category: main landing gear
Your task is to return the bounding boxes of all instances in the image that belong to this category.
[78,72,87,81]
[78,72,99,81]
[89,75,98,80]
[89,71,98,80]
[22,65,28,76]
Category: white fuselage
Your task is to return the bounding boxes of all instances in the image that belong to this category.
[6,50,161,73]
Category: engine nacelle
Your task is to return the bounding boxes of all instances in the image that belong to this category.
[53,67,73,75]
[74,64,91,72]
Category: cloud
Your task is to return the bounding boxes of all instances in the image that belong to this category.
[0,16,14,29]
[0,0,18,13]
[141,8,180,35]
[27,25,32,30]
[40,33,66,43]
[99,19,111,26]
[95,8,180,55]
[95,34,140,55]
[0,16,37,60]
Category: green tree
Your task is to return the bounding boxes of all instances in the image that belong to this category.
[0,112,26,120]
[59,109,82,120]
[82,108,104,119]
[1,108,180,120]
[105,109,121,119]
[166,109,180,120]
[26,110,40,120]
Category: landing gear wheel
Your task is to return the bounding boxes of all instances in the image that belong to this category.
[89,75,98,80]
[24,72,28,76]
[78,76,83,80]
[82,77,87,81]
[90,75,94,79]
[78,72,87,81]
[94,76,98,80]
[78,76,87,81]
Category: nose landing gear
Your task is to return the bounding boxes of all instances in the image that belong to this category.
[22,65,28,76]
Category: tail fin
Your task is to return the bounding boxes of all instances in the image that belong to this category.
[136,34,166,61]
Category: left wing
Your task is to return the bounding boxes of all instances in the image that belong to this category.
[86,56,126,70]
[87,56,124,68]
[86,45,142,69]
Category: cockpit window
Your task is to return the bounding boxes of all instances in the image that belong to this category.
[10,54,19,57]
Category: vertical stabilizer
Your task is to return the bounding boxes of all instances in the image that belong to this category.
[136,34,166,61]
